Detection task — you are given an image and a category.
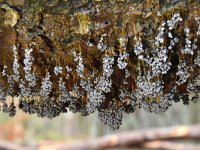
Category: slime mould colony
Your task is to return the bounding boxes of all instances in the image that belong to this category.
[0,0,199,130]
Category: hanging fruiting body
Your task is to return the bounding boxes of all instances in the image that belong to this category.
[0,0,199,130]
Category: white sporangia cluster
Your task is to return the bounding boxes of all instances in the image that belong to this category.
[168,32,173,38]
[88,70,95,78]
[137,75,164,97]
[194,50,200,66]
[192,39,198,50]
[167,13,183,30]
[7,75,15,95]
[139,55,153,65]
[95,76,112,93]
[65,65,72,79]
[102,54,114,77]
[187,75,200,93]
[176,62,191,85]
[168,37,179,50]
[58,77,66,92]
[166,14,182,49]
[81,79,98,113]
[151,58,171,76]
[12,45,20,81]
[0,85,5,100]
[125,69,131,78]
[58,77,71,103]
[54,66,63,75]
[19,79,31,96]
[86,89,105,113]
[97,33,107,51]
[195,17,200,36]
[181,27,193,55]
[65,65,72,72]
[151,47,171,76]
[145,90,174,113]
[134,37,144,56]
[23,48,36,87]
[117,51,129,69]
[2,66,7,76]
[98,108,123,130]
[80,79,93,92]
[73,52,84,78]
[95,53,114,93]
[158,92,173,112]
[155,22,166,46]
[40,72,53,97]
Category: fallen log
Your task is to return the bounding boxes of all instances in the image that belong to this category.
[141,141,200,150]
[57,124,200,150]
[0,140,26,150]
[1,124,200,150]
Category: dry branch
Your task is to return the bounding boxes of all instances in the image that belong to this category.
[141,141,200,150]
[1,124,200,150]
[57,124,200,150]
[0,140,26,150]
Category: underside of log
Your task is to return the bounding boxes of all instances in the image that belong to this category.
[0,0,199,130]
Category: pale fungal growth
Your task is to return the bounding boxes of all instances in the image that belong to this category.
[74,52,84,78]
[181,27,193,55]
[65,66,72,72]
[195,51,200,66]
[86,89,105,113]
[176,62,192,85]
[19,79,31,96]
[97,34,108,51]
[95,76,112,93]
[195,17,200,36]
[12,45,20,82]
[167,13,183,30]
[125,69,131,78]
[117,52,129,69]
[168,32,173,38]
[168,37,179,50]
[40,72,52,97]
[98,108,123,130]
[7,75,15,95]
[187,75,200,93]
[134,37,144,56]
[23,48,36,88]
[65,65,72,79]
[155,22,166,46]
[2,66,7,77]
[54,66,63,75]
[102,54,114,77]
[58,77,71,103]
[0,1,199,130]
[137,75,164,98]
[150,47,171,77]
[0,85,5,101]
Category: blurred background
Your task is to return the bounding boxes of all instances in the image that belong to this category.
[1,97,200,150]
